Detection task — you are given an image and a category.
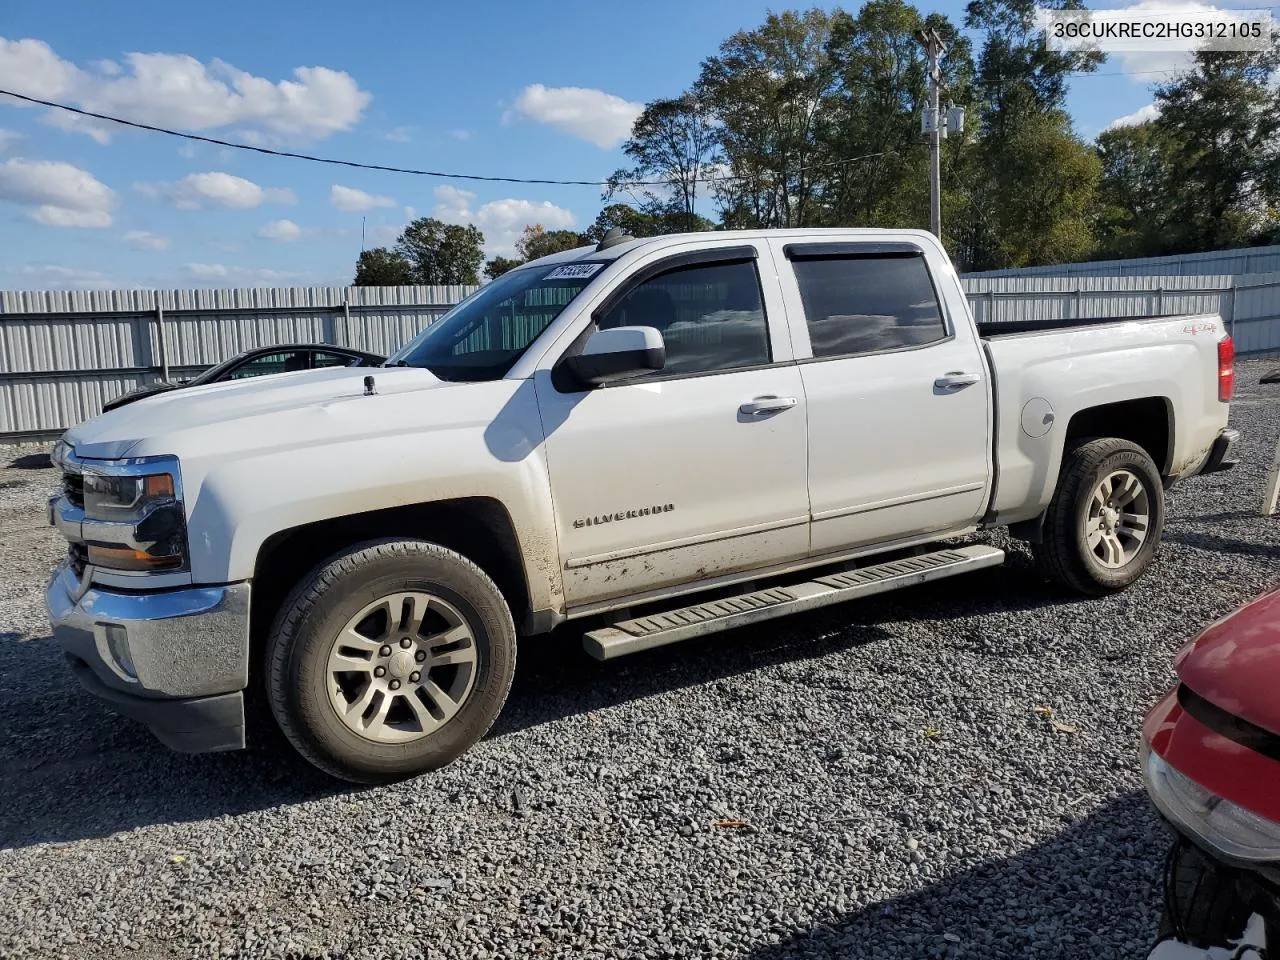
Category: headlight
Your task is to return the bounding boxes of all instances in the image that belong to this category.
[78,458,187,572]
[1145,746,1280,862]
[84,471,175,522]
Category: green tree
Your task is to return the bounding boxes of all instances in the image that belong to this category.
[989,113,1101,266]
[353,247,416,286]
[583,203,714,242]
[607,92,719,231]
[394,217,485,285]
[1149,45,1280,253]
[484,256,523,280]
[1094,120,1180,258]
[818,2,973,231]
[513,224,588,261]
[699,9,841,228]
[584,203,662,242]
[954,0,1104,269]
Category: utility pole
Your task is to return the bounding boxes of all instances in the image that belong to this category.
[916,28,946,240]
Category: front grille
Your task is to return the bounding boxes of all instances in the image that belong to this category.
[68,543,87,576]
[63,471,84,508]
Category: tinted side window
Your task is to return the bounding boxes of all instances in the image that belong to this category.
[597,259,769,377]
[792,255,947,359]
[225,351,309,380]
[313,351,357,369]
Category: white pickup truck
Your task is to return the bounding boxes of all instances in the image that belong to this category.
[45,228,1239,782]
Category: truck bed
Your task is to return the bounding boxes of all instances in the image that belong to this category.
[980,311,1229,520]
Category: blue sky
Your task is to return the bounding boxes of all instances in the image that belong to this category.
[0,0,1184,290]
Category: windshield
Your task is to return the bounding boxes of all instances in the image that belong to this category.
[387,263,603,381]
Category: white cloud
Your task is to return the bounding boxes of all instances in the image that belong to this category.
[256,218,302,241]
[0,38,79,99]
[432,184,576,256]
[31,206,111,227]
[1104,103,1161,131]
[0,128,20,153]
[185,262,229,278]
[183,262,315,286]
[123,230,170,251]
[403,205,416,220]
[382,125,413,143]
[504,84,641,148]
[0,157,113,227]
[450,129,473,141]
[330,184,396,212]
[17,263,112,289]
[38,108,113,144]
[136,171,295,209]
[0,36,370,144]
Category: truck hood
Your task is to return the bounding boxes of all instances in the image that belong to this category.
[64,365,456,460]
[1176,584,1280,737]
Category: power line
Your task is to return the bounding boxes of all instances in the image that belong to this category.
[0,88,885,186]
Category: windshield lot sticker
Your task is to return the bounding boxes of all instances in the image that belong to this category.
[544,263,604,281]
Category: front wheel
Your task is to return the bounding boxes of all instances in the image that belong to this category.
[1033,437,1165,595]
[266,539,516,783]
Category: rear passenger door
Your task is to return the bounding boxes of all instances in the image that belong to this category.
[771,239,992,555]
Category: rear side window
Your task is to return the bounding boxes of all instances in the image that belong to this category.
[792,255,947,359]
[596,259,770,378]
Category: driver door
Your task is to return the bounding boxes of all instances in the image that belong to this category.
[533,245,810,610]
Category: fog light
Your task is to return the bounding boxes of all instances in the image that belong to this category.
[102,623,137,680]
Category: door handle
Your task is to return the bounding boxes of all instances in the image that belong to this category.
[934,371,982,391]
[739,395,798,416]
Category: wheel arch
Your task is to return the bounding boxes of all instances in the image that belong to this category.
[1008,396,1172,544]
[250,498,534,663]
[1063,396,1174,476]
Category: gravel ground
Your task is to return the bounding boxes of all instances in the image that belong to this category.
[0,361,1277,960]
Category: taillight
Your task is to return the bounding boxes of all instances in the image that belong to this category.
[1218,335,1235,402]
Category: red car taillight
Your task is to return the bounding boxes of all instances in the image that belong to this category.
[1218,335,1235,402]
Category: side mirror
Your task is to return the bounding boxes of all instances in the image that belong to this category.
[561,326,666,388]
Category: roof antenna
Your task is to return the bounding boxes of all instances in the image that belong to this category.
[595,226,634,251]
[364,375,377,396]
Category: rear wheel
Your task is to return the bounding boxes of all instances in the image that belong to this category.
[266,539,516,783]
[1034,437,1165,595]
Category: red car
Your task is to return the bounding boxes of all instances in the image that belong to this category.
[1143,585,1280,949]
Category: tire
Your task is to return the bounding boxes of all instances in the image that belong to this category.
[266,538,516,783]
[1156,839,1251,948]
[1033,437,1165,595]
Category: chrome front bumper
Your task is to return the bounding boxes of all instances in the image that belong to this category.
[46,561,251,752]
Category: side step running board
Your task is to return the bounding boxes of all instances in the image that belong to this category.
[582,544,1005,660]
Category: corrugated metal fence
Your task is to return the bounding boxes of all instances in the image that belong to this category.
[962,271,1280,355]
[3,265,1280,443]
[0,286,473,443]
[966,243,1280,279]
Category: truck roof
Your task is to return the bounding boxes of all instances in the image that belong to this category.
[523,227,941,268]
